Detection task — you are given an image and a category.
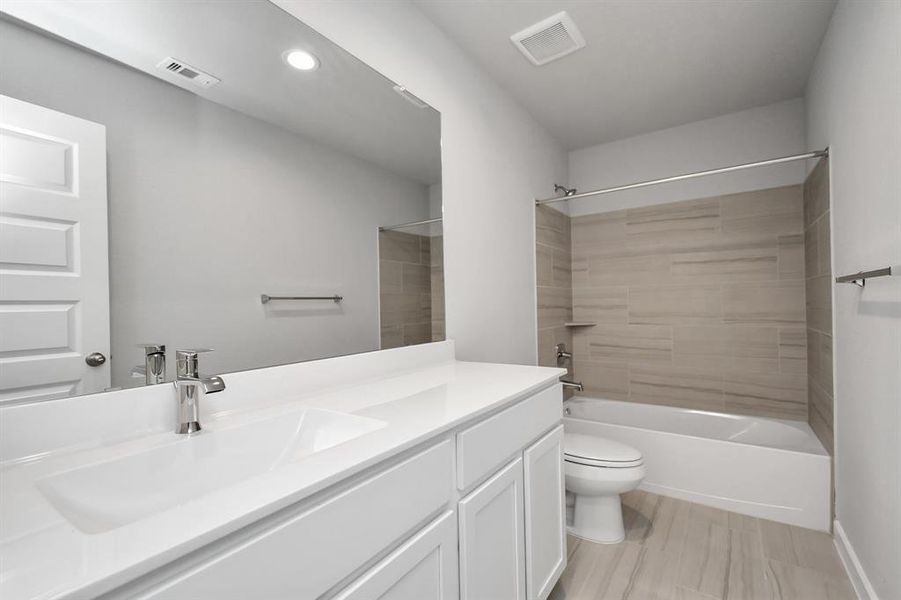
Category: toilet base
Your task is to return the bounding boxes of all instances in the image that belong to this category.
[571,493,625,544]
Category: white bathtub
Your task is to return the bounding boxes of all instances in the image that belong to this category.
[563,397,831,531]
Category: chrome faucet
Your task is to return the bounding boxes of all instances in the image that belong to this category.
[174,349,225,434]
[555,343,583,392]
[561,380,584,392]
[135,343,166,385]
[555,343,573,367]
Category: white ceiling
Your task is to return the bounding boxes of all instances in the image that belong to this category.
[415,0,836,150]
[1,0,441,185]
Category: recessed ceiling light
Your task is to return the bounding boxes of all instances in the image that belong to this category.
[284,50,318,71]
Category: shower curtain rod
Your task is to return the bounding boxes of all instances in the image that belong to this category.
[534,149,829,206]
[378,217,442,232]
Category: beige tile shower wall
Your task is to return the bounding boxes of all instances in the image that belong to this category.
[430,235,445,342]
[379,230,432,348]
[570,185,809,420]
[536,205,573,373]
[803,159,834,453]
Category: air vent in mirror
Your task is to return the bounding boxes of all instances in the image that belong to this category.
[156,57,221,88]
[392,85,430,109]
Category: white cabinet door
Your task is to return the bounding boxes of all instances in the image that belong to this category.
[524,425,566,600]
[0,94,110,402]
[334,511,458,600]
[458,457,526,600]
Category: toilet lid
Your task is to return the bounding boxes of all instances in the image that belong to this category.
[564,433,643,468]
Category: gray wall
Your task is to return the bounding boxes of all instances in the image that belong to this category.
[567,99,807,216]
[805,1,901,597]
[0,19,431,385]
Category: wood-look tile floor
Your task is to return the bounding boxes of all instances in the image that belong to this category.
[550,490,855,600]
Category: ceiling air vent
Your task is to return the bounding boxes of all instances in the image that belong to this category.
[511,12,586,66]
[156,57,221,88]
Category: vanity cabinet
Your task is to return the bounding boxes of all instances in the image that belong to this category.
[523,426,566,600]
[456,384,562,491]
[117,384,564,600]
[457,426,565,600]
[136,441,455,600]
[334,510,459,600]
[458,458,526,600]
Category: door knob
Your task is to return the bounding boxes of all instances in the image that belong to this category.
[85,352,107,367]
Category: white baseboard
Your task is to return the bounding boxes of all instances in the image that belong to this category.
[834,519,879,600]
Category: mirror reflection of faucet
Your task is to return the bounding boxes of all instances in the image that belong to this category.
[134,344,166,385]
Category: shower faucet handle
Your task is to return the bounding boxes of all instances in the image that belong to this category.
[555,342,573,369]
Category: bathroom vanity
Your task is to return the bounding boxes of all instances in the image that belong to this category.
[0,342,567,600]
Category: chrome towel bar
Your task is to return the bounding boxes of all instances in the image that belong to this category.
[261,294,343,303]
[378,217,442,232]
[834,265,899,287]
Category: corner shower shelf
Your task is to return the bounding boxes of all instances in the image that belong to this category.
[564,322,596,328]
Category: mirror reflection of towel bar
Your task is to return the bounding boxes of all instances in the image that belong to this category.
[261,294,343,303]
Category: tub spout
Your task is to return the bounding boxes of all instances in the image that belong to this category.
[561,379,583,392]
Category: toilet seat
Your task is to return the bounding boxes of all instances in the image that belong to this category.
[564,433,643,469]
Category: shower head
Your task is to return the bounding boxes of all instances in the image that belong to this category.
[554,184,577,197]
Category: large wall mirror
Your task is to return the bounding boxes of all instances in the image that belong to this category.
[0,1,443,403]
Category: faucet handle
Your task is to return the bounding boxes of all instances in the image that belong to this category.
[137,343,166,355]
[136,344,167,385]
[176,348,214,378]
[176,348,213,357]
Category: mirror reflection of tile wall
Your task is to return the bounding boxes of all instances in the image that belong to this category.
[378,231,444,348]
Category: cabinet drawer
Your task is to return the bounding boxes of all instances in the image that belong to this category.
[139,440,454,600]
[456,384,561,491]
[334,510,458,600]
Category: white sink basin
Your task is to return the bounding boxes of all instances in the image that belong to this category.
[36,409,386,534]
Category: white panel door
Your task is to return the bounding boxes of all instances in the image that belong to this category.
[334,510,459,600]
[524,425,566,600]
[459,457,526,600]
[0,94,109,402]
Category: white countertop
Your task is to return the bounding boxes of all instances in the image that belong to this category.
[0,343,564,600]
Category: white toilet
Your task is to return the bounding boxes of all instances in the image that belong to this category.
[564,433,645,544]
